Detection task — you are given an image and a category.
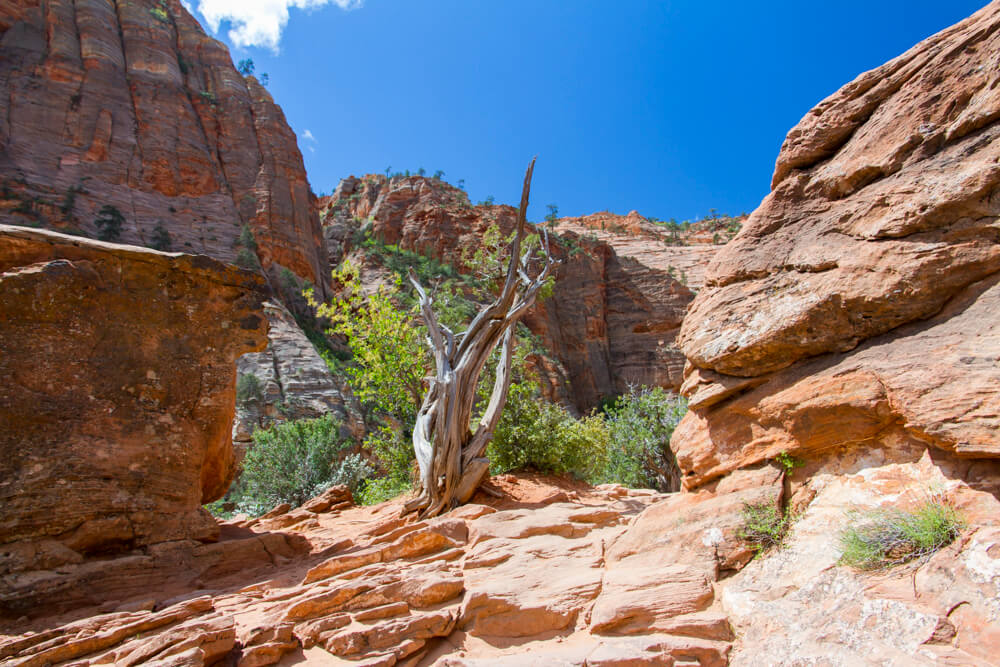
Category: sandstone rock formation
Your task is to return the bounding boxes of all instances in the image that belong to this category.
[552,210,740,291]
[0,225,269,616]
[675,0,1000,487]
[232,302,364,452]
[663,3,1000,660]
[0,475,768,666]
[0,0,327,292]
[321,175,707,409]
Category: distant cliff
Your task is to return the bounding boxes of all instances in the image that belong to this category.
[0,0,327,292]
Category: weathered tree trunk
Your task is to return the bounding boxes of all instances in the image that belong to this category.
[403,159,558,518]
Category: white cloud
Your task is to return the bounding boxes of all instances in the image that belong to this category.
[195,0,362,52]
[308,146,316,153]
[302,129,316,142]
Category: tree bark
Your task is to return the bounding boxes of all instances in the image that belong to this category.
[403,158,558,518]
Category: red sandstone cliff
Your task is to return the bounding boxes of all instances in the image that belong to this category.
[320,175,717,410]
[0,0,327,292]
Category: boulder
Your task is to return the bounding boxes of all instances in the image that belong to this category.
[0,225,268,613]
[674,0,1000,487]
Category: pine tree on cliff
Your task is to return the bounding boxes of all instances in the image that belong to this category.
[404,158,558,518]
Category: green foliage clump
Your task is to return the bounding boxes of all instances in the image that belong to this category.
[149,221,172,251]
[838,499,964,570]
[738,500,792,554]
[234,224,260,269]
[307,262,425,502]
[95,205,124,242]
[775,451,804,475]
[487,382,607,477]
[594,387,686,491]
[236,372,263,407]
[149,2,169,22]
[237,58,255,76]
[215,415,370,516]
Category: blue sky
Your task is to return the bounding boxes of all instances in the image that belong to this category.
[186,0,987,222]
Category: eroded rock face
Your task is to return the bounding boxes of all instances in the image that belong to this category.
[232,302,364,452]
[321,176,704,409]
[0,225,269,614]
[674,1,1000,487]
[0,0,327,291]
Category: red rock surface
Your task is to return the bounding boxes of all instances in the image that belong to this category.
[0,225,269,617]
[0,0,327,291]
[674,1,1000,487]
[8,461,996,665]
[321,175,705,409]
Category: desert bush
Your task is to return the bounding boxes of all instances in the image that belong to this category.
[231,415,370,515]
[487,381,608,477]
[838,498,964,570]
[738,500,791,554]
[595,387,685,491]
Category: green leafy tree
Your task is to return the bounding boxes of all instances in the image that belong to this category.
[544,203,559,227]
[237,58,255,76]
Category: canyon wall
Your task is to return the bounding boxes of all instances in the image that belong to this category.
[0,0,327,292]
[321,175,720,410]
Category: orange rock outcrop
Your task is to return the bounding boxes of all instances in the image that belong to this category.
[0,225,269,617]
[675,0,1000,487]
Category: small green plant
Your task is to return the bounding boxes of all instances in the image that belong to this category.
[149,221,172,251]
[234,224,260,269]
[237,58,255,77]
[775,451,804,475]
[838,498,965,570]
[738,500,791,554]
[60,184,85,214]
[199,90,217,105]
[149,3,169,22]
[95,204,125,241]
[236,373,264,406]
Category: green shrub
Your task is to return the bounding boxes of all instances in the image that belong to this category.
[487,382,607,477]
[235,248,259,269]
[149,221,172,251]
[838,499,965,570]
[738,500,791,554]
[594,387,686,491]
[95,205,124,242]
[231,415,371,515]
[235,373,263,406]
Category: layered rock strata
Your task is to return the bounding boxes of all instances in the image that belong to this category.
[232,302,364,451]
[0,225,269,615]
[0,0,327,291]
[321,176,705,409]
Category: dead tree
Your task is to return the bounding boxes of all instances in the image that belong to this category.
[403,158,558,518]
